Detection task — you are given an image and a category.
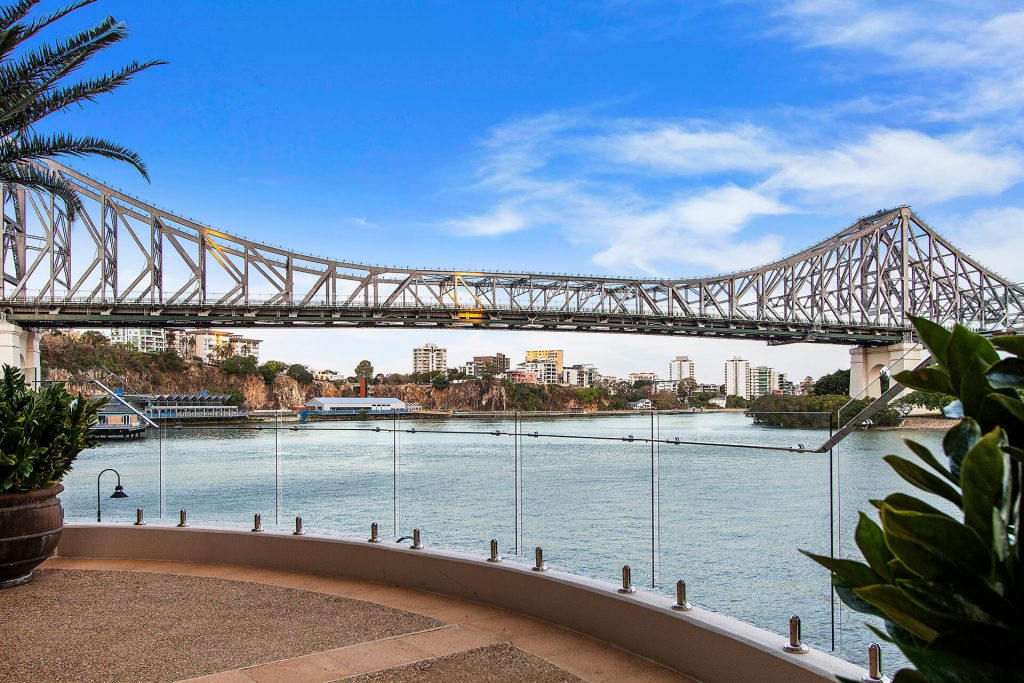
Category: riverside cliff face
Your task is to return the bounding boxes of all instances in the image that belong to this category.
[44,366,343,409]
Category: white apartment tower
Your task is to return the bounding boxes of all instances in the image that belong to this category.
[107,328,168,354]
[413,343,447,375]
[724,357,751,399]
[668,356,695,384]
[748,366,780,399]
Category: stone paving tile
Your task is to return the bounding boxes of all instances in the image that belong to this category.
[177,671,257,683]
[323,637,432,674]
[397,625,502,657]
[242,653,357,683]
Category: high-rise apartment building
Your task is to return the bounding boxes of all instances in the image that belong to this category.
[525,349,563,376]
[473,353,510,373]
[107,328,168,354]
[748,366,780,399]
[519,360,560,384]
[628,372,658,383]
[668,356,696,384]
[412,343,447,375]
[562,364,599,388]
[724,357,751,399]
[172,330,261,364]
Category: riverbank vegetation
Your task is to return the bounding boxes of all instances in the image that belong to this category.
[746,394,902,428]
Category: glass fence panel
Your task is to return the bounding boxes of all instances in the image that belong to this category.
[62,430,160,523]
[520,412,653,587]
[398,417,513,554]
[161,425,276,529]
[659,411,834,652]
[277,420,393,536]
[836,426,950,670]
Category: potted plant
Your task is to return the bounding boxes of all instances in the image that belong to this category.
[803,318,1023,681]
[0,366,103,587]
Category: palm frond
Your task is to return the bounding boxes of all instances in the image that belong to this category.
[0,162,82,217]
[1,58,164,135]
[0,132,149,179]
[0,1,38,33]
[17,0,97,41]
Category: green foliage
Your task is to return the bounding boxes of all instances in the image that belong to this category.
[430,374,449,390]
[222,387,245,406]
[219,355,258,374]
[894,390,955,415]
[0,0,164,217]
[354,360,374,379]
[803,318,1024,681]
[725,395,749,408]
[748,394,901,428]
[813,368,851,396]
[0,365,103,492]
[286,364,313,384]
[258,360,288,383]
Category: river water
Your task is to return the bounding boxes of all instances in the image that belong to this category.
[60,411,944,670]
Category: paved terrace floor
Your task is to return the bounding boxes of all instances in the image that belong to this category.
[0,559,693,683]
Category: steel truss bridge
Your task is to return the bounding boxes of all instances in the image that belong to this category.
[2,161,1023,345]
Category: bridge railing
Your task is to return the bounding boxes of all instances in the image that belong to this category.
[55,408,933,671]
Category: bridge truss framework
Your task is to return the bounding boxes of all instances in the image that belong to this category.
[2,161,1023,345]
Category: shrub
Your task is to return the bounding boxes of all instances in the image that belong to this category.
[803,317,1023,681]
[286,364,313,384]
[0,366,104,492]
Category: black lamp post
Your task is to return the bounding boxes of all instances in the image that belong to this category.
[97,468,128,522]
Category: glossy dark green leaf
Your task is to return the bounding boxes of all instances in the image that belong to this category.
[892,670,929,683]
[987,358,1024,390]
[990,334,1024,357]
[854,584,943,641]
[800,549,883,587]
[946,325,999,389]
[882,492,952,518]
[856,512,894,580]
[833,577,886,619]
[990,393,1024,421]
[894,367,955,395]
[960,429,1008,559]
[904,439,957,484]
[884,455,963,508]
[880,507,990,578]
[910,316,952,366]
[942,418,980,480]
[958,354,993,417]
[898,578,1010,625]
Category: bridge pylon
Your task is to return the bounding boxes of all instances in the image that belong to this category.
[0,318,40,387]
[849,342,921,400]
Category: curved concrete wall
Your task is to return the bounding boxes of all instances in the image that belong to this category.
[57,523,865,683]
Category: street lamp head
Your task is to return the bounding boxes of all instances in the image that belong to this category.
[110,484,128,499]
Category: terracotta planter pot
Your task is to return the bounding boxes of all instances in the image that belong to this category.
[0,484,64,588]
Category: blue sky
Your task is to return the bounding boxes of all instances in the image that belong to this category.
[39,1,1024,382]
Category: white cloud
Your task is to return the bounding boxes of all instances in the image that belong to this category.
[763,129,1022,206]
[591,123,781,175]
[448,204,528,236]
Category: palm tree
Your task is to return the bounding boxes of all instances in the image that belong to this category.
[1,0,164,217]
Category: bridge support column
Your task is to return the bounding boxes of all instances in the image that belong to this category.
[0,318,41,387]
[849,342,921,399]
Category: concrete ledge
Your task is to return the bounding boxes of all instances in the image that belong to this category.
[57,523,864,683]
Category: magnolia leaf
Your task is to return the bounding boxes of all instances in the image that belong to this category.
[960,429,1009,559]
[943,400,965,419]
[989,393,1024,421]
[854,585,943,641]
[894,367,955,395]
[946,325,999,389]
[856,512,894,581]
[881,493,952,518]
[987,358,1024,389]
[904,439,958,484]
[909,316,952,366]
[884,455,963,508]
[898,578,1009,625]
[881,508,990,579]
[943,418,981,481]
[800,549,883,587]
[990,334,1024,357]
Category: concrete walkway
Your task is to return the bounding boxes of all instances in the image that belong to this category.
[33,557,693,682]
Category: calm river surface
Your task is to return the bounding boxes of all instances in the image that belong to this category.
[61,411,943,669]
